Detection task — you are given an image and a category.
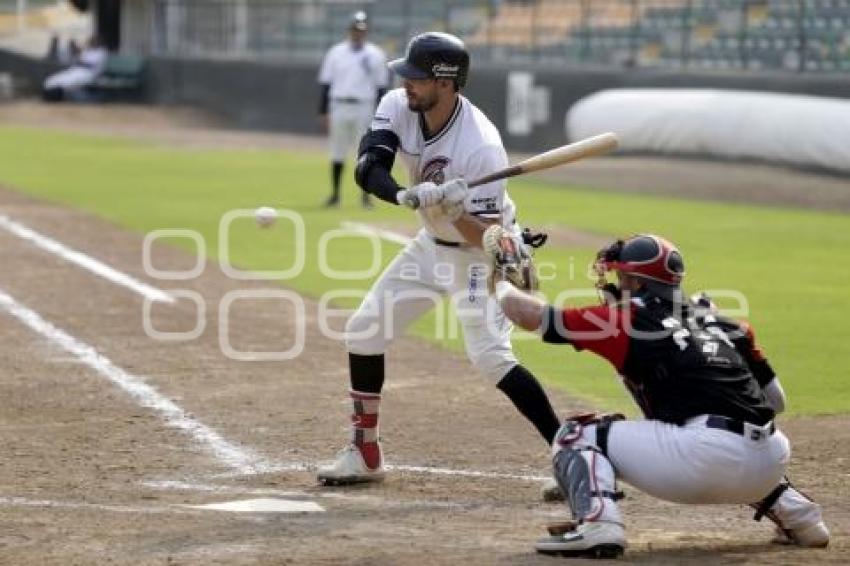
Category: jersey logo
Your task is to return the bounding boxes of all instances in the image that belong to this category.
[471,196,498,210]
[420,156,450,184]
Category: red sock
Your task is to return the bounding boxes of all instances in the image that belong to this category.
[350,390,381,469]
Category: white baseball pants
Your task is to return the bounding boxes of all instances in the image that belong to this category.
[329,100,373,162]
[345,230,518,382]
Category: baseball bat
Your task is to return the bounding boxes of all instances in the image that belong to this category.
[406,132,619,209]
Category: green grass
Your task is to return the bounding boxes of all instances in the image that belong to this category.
[2,126,848,415]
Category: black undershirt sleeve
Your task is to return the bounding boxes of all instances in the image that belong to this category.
[362,160,404,204]
[355,129,404,205]
[318,84,330,114]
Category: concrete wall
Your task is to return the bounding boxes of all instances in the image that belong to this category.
[147,57,322,133]
[145,55,850,152]
[0,50,63,95]
[5,47,850,153]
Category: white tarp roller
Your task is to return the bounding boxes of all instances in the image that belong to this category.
[566,89,850,174]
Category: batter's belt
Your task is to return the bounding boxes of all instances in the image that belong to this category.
[432,236,465,247]
[332,97,369,104]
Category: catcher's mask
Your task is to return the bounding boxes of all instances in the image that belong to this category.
[594,234,685,300]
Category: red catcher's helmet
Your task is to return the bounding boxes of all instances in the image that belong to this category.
[597,234,685,286]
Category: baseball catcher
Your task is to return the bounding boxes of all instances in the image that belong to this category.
[484,228,829,558]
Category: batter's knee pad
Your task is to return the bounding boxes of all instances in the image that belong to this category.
[552,415,625,525]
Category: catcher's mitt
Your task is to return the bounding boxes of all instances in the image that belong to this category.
[482,225,539,293]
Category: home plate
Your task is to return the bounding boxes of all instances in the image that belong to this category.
[186,498,325,513]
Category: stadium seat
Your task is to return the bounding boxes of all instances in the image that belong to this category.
[86,55,146,102]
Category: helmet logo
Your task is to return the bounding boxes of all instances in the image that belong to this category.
[432,63,459,77]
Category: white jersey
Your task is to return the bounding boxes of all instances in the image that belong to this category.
[318,41,388,104]
[370,88,518,243]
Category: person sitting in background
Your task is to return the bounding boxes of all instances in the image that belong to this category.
[42,36,108,102]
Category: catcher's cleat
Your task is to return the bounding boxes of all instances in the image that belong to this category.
[771,521,830,548]
[546,520,580,536]
[317,444,385,486]
[541,477,565,502]
[535,521,626,559]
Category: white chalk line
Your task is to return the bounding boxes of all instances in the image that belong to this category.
[0,287,547,485]
[0,285,546,485]
[340,221,413,246]
[210,461,547,483]
[143,480,464,509]
[386,464,547,482]
[0,214,174,303]
[0,496,196,515]
[0,288,278,476]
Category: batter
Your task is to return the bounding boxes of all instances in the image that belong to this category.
[317,32,562,485]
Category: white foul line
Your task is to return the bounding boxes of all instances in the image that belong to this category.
[0,496,195,515]
[212,461,547,483]
[0,288,277,476]
[386,464,547,482]
[340,221,412,246]
[0,214,174,304]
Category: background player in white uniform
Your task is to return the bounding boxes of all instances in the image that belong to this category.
[487,232,829,558]
[42,36,108,102]
[317,11,388,208]
[318,32,562,484]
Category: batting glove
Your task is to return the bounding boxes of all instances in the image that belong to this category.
[440,178,467,204]
[437,179,468,221]
[400,181,443,209]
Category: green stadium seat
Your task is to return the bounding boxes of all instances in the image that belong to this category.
[86,55,146,101]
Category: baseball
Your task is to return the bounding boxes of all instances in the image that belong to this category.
[254,206,278,228]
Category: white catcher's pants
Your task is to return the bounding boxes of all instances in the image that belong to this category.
[606,416,789,504]
[345,230,518,381]
[328,100,373,162]
[569,415,789,526]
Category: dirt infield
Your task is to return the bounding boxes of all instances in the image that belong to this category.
[0,102,848,564]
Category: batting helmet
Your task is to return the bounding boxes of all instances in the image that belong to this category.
[597,234,685,286]
[389,32,470,88]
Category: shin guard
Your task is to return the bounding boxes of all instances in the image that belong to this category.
[552,420,623,525]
